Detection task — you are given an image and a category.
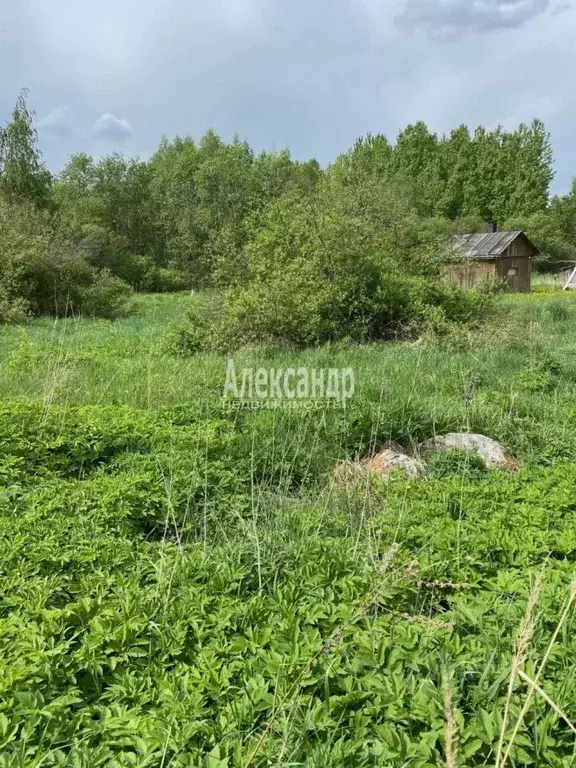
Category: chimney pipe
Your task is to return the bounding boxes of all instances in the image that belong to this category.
[488,220,497,233]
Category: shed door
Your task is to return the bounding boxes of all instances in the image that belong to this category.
[505,261,520,291]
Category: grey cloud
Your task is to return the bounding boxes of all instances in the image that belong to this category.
[1,0,576,193]
[36,105,76,137]
[92,113,133,141]
[551,1,571,12]
[396,0,557,37]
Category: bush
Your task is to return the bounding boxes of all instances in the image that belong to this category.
[166,181,495,352]
[143,265,191,293]
[166,292,227,354]
[0,201,131,320]
[79,268,133,317]
[0,296,30,324]
[32,248,95,315]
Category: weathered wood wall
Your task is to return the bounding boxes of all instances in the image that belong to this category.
[441,260,495,289]
[494,238,532,292]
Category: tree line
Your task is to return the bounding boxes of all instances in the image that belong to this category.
[1,89,575,325]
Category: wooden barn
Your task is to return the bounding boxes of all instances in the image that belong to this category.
[442,226,538,292]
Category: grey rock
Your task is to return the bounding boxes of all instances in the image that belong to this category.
[330,448,427,487]
[368,449,427,480]
[378,440,408,456]
[421,433,516,470]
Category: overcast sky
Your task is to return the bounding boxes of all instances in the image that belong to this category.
[1,0,574,193]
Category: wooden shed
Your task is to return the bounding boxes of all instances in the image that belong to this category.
[442,230,538,292]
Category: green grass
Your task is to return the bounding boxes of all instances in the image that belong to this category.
[531,272,565,291]
[1,291,576,766]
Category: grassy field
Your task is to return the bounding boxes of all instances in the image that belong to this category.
[1,290,576,766]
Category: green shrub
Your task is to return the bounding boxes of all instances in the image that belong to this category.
[475,274,508,294]
[167,313,209,355]
[169,183,496,351]
[0,201,131,320]
[79,268,132,318]
[0,296,30,324]
[206,275,494,352]
[165,291,228,354]
[143,265,191,292]
[32,248,95,315]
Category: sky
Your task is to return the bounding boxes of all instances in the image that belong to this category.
[1,0,574,193]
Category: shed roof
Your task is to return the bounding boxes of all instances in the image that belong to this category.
[450,231,537,260]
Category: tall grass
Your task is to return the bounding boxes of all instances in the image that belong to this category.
[1,290,576,764]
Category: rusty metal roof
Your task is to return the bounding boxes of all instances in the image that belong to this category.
[450,231,532,260]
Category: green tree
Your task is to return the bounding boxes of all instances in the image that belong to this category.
[55,152,162,286]
[437,125,474,219]
[0,199,130,321]
[0,89,52,209]
[330,133,393,185]
[147,132,320,287]
[504,120,554,219]
[390,122,445,217]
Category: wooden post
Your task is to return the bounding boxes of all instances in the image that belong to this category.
[563,265,576,291]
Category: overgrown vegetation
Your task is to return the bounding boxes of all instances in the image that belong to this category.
[2,90,576,327]
[170,180,499,350]
[0,201,131,323]
[2,88,576,764]
[1,292,576,765]
[0,92,132,321]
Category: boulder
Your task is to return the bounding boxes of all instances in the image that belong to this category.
[378,440,408,456]
[421,433,516,470]
[368,449,427,480]
[330,448,426,487]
